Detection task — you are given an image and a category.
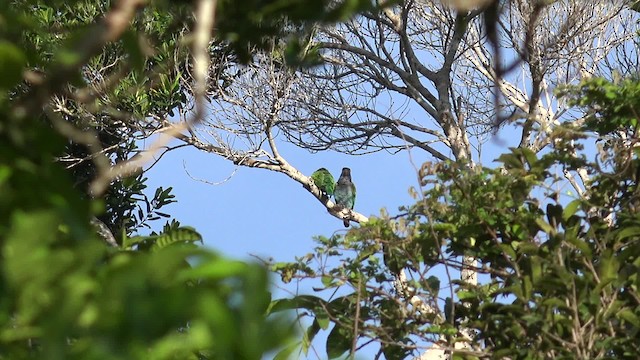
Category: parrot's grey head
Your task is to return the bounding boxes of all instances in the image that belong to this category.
[340,167,351,180]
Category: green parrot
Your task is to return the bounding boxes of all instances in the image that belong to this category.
[334,167,356,227]
[311,168,335,197]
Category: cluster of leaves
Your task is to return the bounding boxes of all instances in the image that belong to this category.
[2,0,384,357]
[8,0,193,240]
[444,153,639,358]
[560,75,640,135]
[1,74,292,359]
[272,222,450,359]
[272,77,640,359]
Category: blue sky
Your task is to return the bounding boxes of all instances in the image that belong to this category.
[142,133,520,261]
[144,138,421,260]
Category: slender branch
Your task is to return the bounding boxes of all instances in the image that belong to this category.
[90,217,119,247]
[90,0,217,195]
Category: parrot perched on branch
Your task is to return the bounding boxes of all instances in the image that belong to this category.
[311,168,335,197]
[334,167,356,227]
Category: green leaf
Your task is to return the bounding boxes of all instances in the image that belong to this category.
[0,40,26,89]
[529,256,542,284]
[151,226,203,250]
[123,235,147,248]
[499,243,516,259]
[565,235,592,257]
[303,320,321,355]
[321,275,334,287]
[426,275,441,296]
[519,147,538,168]
[457,290,476,301]
[562,200,581,221]
[326,324,353,359]
[121,30,145,73]
[316,312,330,330]
[618,309,640,327]
[497,151,523,169]
[598,254,619,284]
[0,165,12,185]
[273,341,300,360]
[123,227,202,250]
[522,275,532,299]
[269,295,328,313]
[179,258,248,281]
[616,226,640,240]
[535,218,555,235]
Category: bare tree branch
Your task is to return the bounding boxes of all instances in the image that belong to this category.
[90,0,217,195]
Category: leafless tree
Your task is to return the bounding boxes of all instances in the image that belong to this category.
[175,0,638,196]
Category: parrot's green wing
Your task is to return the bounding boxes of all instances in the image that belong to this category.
[326,175,336,195]
[311,168,335,196]
[311,169,323,185]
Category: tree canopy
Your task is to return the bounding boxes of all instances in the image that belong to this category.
[1,0,639,359]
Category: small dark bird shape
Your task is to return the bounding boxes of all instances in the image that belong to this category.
[334,167,356,227]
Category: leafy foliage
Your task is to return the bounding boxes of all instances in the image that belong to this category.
[272,77,640,358]
[0,0,378,357]
[560,76,640,134]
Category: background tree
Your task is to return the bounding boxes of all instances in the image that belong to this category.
[180,0,637,163]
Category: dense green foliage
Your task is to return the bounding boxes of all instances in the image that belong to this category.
[0,0,373,358]
[272,76,640,359]
[1,69,291,358]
